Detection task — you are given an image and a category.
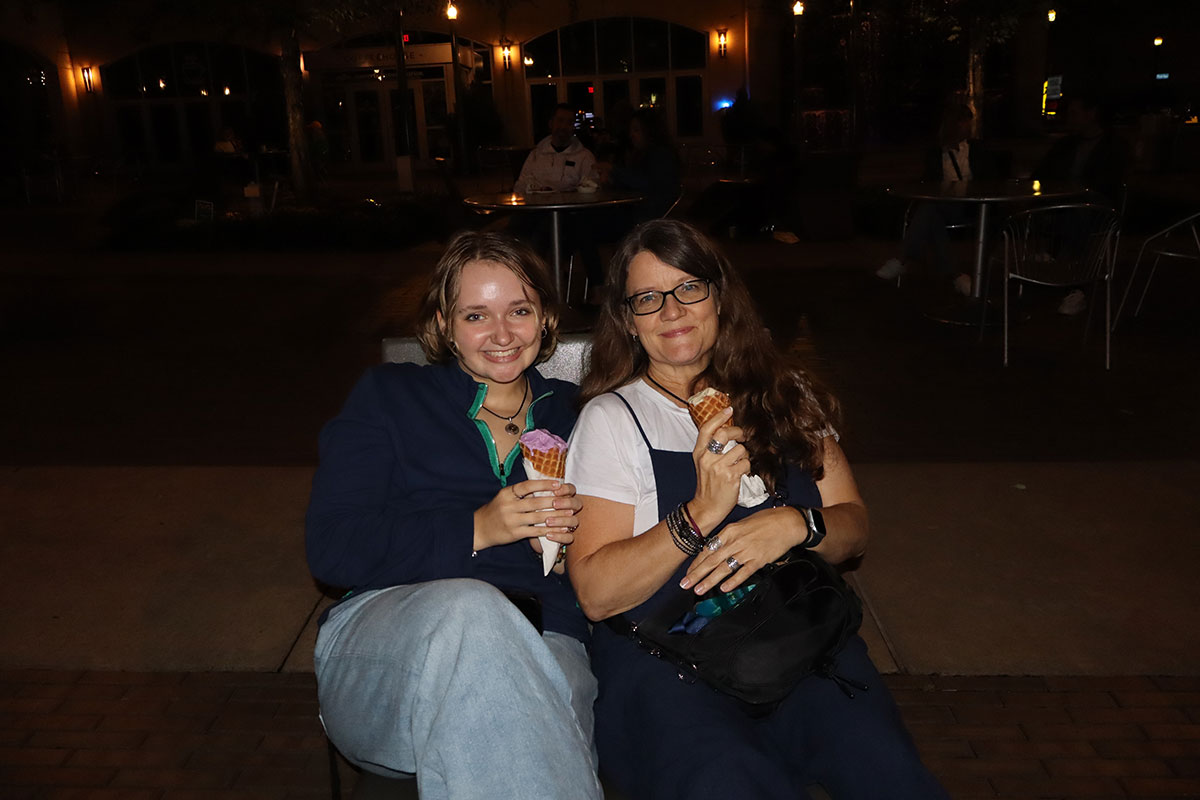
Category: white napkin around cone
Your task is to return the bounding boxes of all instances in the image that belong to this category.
[521,460,562,576]
[715,440,768,507]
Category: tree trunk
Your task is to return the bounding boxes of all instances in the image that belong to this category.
[279,26,311,201]
[966,33,985,139]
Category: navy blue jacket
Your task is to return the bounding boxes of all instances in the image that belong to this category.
[306,361,588,642]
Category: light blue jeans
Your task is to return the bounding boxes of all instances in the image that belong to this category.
[314,579,602,800]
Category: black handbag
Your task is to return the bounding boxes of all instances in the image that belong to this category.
[606,547,866,706]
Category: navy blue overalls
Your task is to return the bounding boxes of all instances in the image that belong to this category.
[590,393,948,800]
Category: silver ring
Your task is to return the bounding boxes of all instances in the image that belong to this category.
[706,439,724,454]
[706,536,722,552]
[725,556,741,571]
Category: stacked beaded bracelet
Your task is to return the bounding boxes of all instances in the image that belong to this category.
[666,503,705,556]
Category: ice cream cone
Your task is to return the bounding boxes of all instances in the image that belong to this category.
[518,430,570,576]
[688,388,733,428]
[519,443,566,479]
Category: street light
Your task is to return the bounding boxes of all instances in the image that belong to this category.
[792,2,805,143]
[1153,37,1163,46]
[447,2,467,173]
[1047,9,1056,22]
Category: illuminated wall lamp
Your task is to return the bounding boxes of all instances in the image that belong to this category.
[717,29,728,58]
[500,40,512,71]
[80,67,94,93]
[1153,37,1163,46]
[1047,9,1056,22]
[793,2,805,15]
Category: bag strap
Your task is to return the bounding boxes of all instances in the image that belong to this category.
[608,390,653,452]
[603,389,666,647]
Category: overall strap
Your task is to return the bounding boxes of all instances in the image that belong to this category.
[608,390,653,452]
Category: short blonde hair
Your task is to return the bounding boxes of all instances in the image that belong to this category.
[416,231,561,364]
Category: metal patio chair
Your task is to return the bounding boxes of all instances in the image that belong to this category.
[1000,203,1120,369]
[1112,209,1200,330]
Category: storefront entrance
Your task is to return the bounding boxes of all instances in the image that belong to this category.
[307,33,482,170]
[315,67,453,168]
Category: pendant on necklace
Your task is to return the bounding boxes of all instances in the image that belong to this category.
[505,422,520,436]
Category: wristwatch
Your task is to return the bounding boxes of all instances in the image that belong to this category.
[800,507,826,549]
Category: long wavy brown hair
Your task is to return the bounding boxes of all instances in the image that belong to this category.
[579,219,840,483]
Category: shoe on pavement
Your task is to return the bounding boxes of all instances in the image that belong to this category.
[1057,289,1087,316]
[953,273,972,296]
[875,258,905,281]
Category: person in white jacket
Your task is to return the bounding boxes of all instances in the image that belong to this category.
[516,104,597,193]
[510,105,599,288]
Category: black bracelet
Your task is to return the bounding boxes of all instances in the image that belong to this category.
[665,504,704,556]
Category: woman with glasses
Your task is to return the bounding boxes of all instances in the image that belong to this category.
[307,231,602,800]
[564,220,946,799]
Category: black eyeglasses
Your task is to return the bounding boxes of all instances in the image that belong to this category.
[625,279,712,315]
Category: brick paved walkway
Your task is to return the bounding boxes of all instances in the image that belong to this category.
[3,670,1199,799]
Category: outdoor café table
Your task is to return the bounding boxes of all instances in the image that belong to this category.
[463,188,644,297]
[886,179,1086,300]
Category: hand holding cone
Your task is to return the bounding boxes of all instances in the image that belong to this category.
[518,429,569,576]
[687,388,768,508]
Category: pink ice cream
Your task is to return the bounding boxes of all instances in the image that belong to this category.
[519,429,568,452]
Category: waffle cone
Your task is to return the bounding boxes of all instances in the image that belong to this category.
[688,391,733,428]
[520,444,566,479]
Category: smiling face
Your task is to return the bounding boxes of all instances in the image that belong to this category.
[440,260,543,389]
[626,250,720,378]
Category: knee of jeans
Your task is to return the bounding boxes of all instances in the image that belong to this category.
[417,579,529,643]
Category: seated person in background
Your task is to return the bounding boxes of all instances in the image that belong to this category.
[515,103,597,194]
[307,231,602,799]
[877,103,995,295]
[591,100,633,165]
[604,108,682,222]
[510,104,598,280]
[1033,92,1130,315]
[572,109,684,304]
[1034,92,1128,209]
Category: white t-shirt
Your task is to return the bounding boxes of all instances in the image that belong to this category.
[566,380,696,537]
